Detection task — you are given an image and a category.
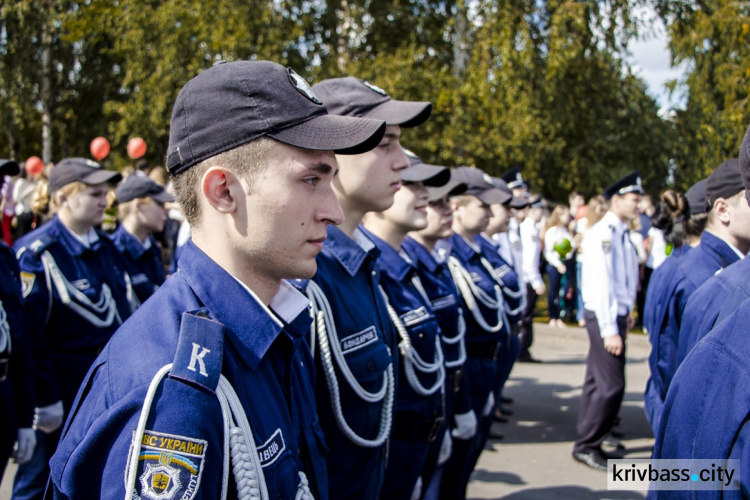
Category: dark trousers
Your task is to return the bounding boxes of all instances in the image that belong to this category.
[573,310,627,454]
[546,264,563,321]
[520,284,538,357]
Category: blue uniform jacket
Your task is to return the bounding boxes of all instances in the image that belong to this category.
[676,256,750,365]
[14,216,133,409]
[300,225,397,500]
[652,298,750,498]
[475,234,523,325]
[440,234,509,345]
[362,228,443,419]
[111,225,166,304]
[401,236,471,415]
[0,241,36,442]
[643,232,740,434]
[49,240,328,500]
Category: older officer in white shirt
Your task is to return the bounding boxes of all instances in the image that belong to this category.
[573,172,643,471]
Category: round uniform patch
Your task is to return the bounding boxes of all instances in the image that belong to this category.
[288,69,322,105]
[362,80,388,96]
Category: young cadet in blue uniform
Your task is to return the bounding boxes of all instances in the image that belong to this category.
[437,166,511,500]
[362,150,451,499]
[0,159,37,477]
[573,172,643,471]
[652,130,750,498]
[12,157,130,499]
[48,60,387,500]
[402,169,473,499]
[112,175,173,304]
[643,160,747,438]
[477,177,525,428]
[642,179,707,435]
[676,133,750,364]
[307,77,430,500]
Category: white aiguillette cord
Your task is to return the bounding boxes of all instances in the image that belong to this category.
[125,366,313,500]
[447,256,509,333]
[306,280,394,448]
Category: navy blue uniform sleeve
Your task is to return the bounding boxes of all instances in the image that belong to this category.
[15,246,59,406]
[50,357,224,500]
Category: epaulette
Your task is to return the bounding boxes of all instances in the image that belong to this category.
[25,234,55,257]
[170,310,225,393]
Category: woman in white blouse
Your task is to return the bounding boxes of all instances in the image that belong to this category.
[543,204,575,327]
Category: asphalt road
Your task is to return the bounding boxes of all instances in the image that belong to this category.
[1,322,654,499]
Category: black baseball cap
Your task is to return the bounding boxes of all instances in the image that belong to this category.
[401,148,450,187]
[116,175,175,204]
[451,167,511,205]
[602,171,645,200]
[0,160,20,177]
[312,77,432,128]
[49,158,122,193]
[166,61,386,175]
[739,123,750,196]
[685,178,708,215]
[705,158,743,210]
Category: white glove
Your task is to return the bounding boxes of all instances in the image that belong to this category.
[482,392,495,418]
[437,430,453,465]
[35,401,64,434]
[410,476,423,500]
[451,410,477,440]
[12,428,36,464]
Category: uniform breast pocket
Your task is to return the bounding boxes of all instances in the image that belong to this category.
[339,326,392,389]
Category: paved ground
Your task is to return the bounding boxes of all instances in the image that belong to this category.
[1,322,654,499]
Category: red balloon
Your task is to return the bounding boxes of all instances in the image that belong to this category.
[90,137,110,161]
[25,156,44,177]
[127,137,147,159]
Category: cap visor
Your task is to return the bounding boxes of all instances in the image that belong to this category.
[0,160,20,177]
[270,114,386,155]
[82,170,122,186]
[402,164,450,187]
[510,196,530,209]
[428,180,466,201]
[364,100,432,128]
[475,188,511,206]
[152,191,175,204]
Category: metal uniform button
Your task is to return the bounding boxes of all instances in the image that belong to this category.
[367,361,375,371]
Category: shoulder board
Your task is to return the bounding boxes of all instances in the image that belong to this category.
[170,310,224,393]
[25,235,55,257]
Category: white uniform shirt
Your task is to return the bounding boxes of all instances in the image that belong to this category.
[543,225,574,269]
[520,217,543,290]
[645,227,667,269]
[580,211,638,337]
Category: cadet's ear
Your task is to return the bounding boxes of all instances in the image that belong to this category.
[712,198,731,224]
[201,166,241,215]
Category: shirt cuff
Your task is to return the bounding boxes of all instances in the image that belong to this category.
[600,324,619,338]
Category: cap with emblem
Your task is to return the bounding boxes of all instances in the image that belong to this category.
[705,158,743,210]
[166,61,387,175]
[500,166,525,190]
[451,166,511,205]
[401,148,450,187]
[49,158,122,193]
[601,171,645,201]
[0,160,20,177]
[528,194,545,209]
[115,175,175,204]
[685,178,708,215]
[489,177,528,208]
[311,77,432,128]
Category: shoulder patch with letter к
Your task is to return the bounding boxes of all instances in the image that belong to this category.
[602,241,612,254]
[340,326,378,354]
[258,429,286,468]
[20,272,35,298]
[431,295,457,311]
[128,429,207,500]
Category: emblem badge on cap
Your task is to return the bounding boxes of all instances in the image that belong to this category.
[403,148,419,159]
[288,69,322,105]
[482,173,494,186]
[363,81,388,96]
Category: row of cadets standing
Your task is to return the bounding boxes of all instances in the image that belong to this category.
[0,160,37,477]
[643,158,747,437]
[402,170,474,499]
[48,60,388,499]
[651,123,750,497]
[301,77,431,500]
[361,149,451,498]
[12,158,135,499]
[641,178,707,435]
[437,167,512,500]
[572,172,643,471]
